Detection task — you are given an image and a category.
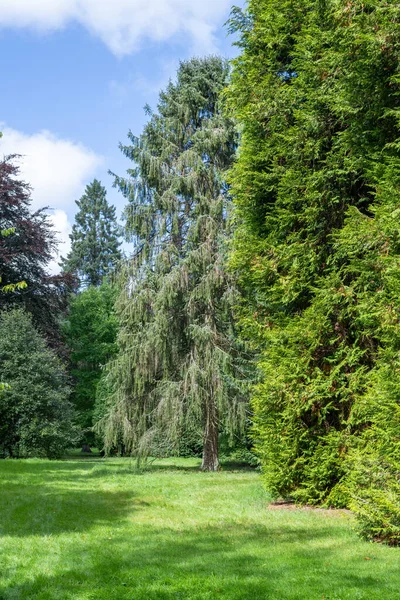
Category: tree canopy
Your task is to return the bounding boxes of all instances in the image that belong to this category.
[63,282,118,441]
[0,155,75,352]
[0,309,77,458]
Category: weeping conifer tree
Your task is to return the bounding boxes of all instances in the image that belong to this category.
[99,57,249,470]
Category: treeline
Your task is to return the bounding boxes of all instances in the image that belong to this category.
[1,0,400,545]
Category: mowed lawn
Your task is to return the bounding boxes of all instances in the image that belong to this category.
[0,458,399,600]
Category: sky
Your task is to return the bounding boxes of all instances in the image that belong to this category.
[0,0,244,272]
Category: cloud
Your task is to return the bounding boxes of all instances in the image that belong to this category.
[0,0,233,56]
[0,125,102,273]
[47,209,72,275]
[0,126,102,210]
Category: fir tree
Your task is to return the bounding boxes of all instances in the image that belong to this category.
[227,0,400,517]
[99,57,250,470]
[62,179,121,286]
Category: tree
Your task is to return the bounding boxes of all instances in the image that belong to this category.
[61,179,121,286]
[226,0,400,514]
[0,309,77,458]
[0,155,76,352]
[0,226,26,392]
[0,228,27,293]
[99,57,250,470]
[63,283,118,442]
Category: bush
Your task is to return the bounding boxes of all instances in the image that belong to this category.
[348,455,400,546]
[0,309,77,458]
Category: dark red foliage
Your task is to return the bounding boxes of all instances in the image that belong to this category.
[0,155,78,353]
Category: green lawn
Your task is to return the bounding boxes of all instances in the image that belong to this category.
[0,458,398,600]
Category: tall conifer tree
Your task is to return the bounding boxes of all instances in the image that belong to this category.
[227,0,400,515]
[62,179,121,286]
[99,57,249,470]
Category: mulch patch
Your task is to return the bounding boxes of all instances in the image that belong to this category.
[268,500,351,515]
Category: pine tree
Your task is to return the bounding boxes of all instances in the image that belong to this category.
[227,0,400,511]
[99,57,250,470]
[62,179,121,286]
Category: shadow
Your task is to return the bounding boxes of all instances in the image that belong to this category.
[0,461,141,537]
[0,459,399,599]
[0,521,398,599]
[117,460,256,475]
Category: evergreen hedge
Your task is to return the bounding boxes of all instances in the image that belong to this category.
[227,0,400,543]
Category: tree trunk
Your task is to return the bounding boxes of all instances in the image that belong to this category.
[201,400,219,471]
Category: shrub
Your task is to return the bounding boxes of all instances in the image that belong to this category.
[348,454,400,546]
[0,309,77,458]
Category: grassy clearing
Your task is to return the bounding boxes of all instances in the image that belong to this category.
[0,457,399,600]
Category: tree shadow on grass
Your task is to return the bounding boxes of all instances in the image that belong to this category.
[0,522,397,600]
[96,459,256,474]
[1,460,397,599]
[0,481,141,538]
[0,459,255,486]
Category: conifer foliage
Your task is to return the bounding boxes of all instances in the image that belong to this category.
[100,57,249,470]
[227,0,400,535]
[62,179,121,286]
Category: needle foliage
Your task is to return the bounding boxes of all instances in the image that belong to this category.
[227,0,400,541]
[98,57,250,470]
[61,179,121,287]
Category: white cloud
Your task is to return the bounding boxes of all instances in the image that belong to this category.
[47,209,72,275]
[0,126,102,211]
[0,0,232,56]
[0,125,102,273]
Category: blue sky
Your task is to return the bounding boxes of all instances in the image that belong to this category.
[0,0,243,270]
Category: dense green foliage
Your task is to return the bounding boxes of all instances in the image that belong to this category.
[227,0,400,541]
[61,179,121,287]
[0,227,26,392]
[0,309,76,458]
[63,283,118,442]
[100,57,250,469]
[0,227,26,294]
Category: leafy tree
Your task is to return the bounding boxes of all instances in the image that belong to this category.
[227,0,400,518]
[0,226,26,392]
[0,155,76,352]
[99,57,250,470]
[0,228,27,293]
[61,179,121,286]
[63,283,118,441]
[0,309,77,458]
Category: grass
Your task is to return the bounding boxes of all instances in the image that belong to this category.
[0,457,399,600]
